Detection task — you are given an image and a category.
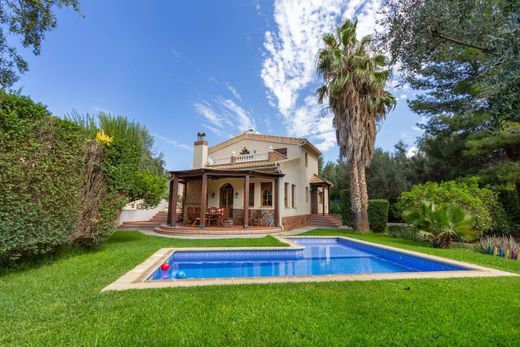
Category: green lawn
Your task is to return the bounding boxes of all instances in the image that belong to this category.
[1,230,519,346]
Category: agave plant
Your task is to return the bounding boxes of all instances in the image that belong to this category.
[404,200,476,248]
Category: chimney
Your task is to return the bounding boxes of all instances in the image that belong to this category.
[192,132,208,169]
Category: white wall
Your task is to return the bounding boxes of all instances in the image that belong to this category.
[206,177,276,210]
[117,199,168,225]
[209,139,299,160]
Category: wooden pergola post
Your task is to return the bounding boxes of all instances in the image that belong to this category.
[167,175,179,226]
[322,184,326,215]
[243,175,250,228]
[274,177,279,227]
[199,173,208,228]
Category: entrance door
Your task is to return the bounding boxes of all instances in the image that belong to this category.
[219,184,234,218]
[310,187,318,214]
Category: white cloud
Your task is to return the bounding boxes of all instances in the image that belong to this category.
[94,106,110,114]
[226,83,242,101]
[194,102,225,128]
[219,98,256,132]
[154,134,192,151]
[261,0,385,153]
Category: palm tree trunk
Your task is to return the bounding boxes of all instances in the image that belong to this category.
[357,164,370,232]
[349,160,362,230]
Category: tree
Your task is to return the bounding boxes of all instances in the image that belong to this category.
[378,0,520,203]
[316,19,396,231]
[0,0,81,88]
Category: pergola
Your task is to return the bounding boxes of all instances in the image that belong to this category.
[166,168,284,228]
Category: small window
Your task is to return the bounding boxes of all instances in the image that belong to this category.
[319,191,323,204]
[305,187,309,202]
[261,182,273,207]
[305,152,308,167]
[249,183,254,207]
[284,183,289,208]
[291,184,296,208]
[274,147,287,157]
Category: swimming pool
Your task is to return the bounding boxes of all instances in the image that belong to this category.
[148,237,470,281]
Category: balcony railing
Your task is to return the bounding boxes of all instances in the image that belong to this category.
[208,151,270,166]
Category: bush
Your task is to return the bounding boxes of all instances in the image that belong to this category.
[368,199,389,232]
[0,93,87,261]
[396,178,509,235]
[386,224,420,241]
[339,189,353,226]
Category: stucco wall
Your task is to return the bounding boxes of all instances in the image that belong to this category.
[117,199,168,225]
[209,138,299,160]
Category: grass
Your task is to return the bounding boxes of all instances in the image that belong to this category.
[1,229,519,346]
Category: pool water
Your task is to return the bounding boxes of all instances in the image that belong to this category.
[148,237,469,281]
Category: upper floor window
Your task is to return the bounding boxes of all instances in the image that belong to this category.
[274,147,287,157]
[305,152,308,167]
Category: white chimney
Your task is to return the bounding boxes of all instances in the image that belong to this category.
[192,132,208,169]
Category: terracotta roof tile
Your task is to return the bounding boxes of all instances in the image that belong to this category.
[310,174,333,186]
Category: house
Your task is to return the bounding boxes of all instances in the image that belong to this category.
[163,130,335,231]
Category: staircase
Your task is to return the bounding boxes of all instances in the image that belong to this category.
[119,210,168,229]
[310,214,343,228]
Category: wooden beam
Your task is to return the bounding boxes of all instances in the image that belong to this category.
[200,173,208,228]
[167,178,174,226]
[274,178,279,227]
[170,175,179,226]
[243,175,250,228]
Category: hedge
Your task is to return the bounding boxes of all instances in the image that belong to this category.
[0,93,87,261]
[368,199,389,232]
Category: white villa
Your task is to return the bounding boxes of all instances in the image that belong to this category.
[159,130,340,233]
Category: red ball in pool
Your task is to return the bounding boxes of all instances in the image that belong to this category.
[160,262,170,271]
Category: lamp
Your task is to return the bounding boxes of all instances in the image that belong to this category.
[235,192,239,198]
[211,192,215,198]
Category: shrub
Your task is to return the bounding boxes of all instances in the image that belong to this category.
[404,200,476,248]
[397,178,508,235]
[0,93,87,261]
[386,224,420,241]
[339,189,353,226]
[368,199,389,232]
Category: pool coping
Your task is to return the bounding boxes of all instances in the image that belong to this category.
[102,236,517,291]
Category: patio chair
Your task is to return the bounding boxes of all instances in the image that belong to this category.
[207,207,219,226]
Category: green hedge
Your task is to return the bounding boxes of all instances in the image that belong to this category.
[368,199,389,232]
[0,93,87,261]
[339,189,353,226]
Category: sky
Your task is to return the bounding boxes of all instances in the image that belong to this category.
[13,0,422,170]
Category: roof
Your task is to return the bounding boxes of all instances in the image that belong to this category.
[309,174,333,186]
[208,132,322,157]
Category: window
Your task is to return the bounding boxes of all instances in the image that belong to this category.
[261,182,273,207]
[305,152,308,167]
[274,147,287,157]
[291,184,296,208]
[305,187,309,202]
[249,183,254,207]
[319,191,323,204]
[284,183,289,208]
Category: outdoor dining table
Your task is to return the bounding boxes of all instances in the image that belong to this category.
[205,212,223,226]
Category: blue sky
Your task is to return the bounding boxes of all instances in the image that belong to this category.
[13,0,422,169]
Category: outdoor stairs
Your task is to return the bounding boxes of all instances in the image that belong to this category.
[309,214,343,228]
[118,210,167,229]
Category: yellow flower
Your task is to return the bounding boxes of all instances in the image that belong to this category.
[96,130,113,145]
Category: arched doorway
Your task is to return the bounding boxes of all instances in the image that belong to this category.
[219,183,234,218]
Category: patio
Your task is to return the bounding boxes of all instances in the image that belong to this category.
[159,168,284,234]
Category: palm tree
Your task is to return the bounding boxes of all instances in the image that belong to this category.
[316,19,396,231]
[404,200,476,248]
